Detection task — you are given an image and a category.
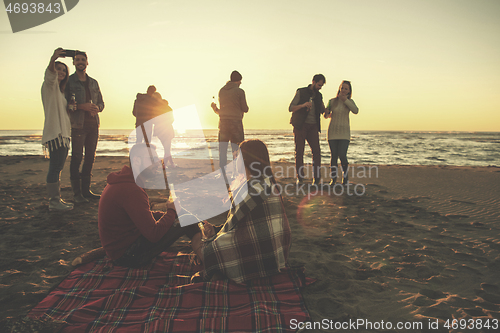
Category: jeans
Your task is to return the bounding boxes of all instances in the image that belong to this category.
[46,145,69,183]
[293,123,321,180]
[328,139,350,178]
[70,123,99,180]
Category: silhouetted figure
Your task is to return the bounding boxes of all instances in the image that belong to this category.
[211,71,249,176]
[289,74,326,185]
[65,51,104,201]
[41,48,73,211]
[133,86,176,167]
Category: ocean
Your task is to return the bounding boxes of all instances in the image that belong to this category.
[0,130,499,167]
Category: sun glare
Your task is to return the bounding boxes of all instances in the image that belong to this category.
[172,105,203,133]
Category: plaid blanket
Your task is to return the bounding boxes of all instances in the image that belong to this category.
[28,252,312,332]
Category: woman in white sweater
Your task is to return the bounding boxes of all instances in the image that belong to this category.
[41,48,73,211]
[325,80,359,185]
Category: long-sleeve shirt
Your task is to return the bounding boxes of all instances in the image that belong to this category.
[41,68,71,151]
[326,98,358,140]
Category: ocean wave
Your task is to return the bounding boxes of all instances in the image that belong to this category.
[1,130,499,167]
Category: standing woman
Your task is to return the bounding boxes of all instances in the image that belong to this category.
[41,48,73,211]
[325,80,359,185]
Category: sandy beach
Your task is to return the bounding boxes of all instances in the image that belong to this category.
[1,155,499,332]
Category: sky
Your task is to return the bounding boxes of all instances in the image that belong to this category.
[1,0,499,131]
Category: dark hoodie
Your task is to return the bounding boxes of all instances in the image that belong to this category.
[98,165,176,260]
[132,93,173,126]
[218,81,249,121]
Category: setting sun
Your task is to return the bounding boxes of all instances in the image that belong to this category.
[171,105,204,133]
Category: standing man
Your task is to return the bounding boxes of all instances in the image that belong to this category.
[289,74,326,185]
[211,70,249,176]
[65,51,104,202]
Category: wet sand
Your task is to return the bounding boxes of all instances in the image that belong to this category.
[1,155,499,332]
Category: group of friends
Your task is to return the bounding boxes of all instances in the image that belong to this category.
[41,48,358,284]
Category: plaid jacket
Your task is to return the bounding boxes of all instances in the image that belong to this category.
[202,176,291,284]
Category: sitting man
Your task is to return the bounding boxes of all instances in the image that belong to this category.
[98,143,199,268]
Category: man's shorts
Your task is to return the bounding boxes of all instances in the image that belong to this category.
[218,119,244,144]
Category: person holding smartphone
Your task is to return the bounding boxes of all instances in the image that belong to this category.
[41,48,73,211]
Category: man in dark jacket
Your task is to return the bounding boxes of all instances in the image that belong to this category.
[211,71,249,173]
[289,74,326,185]
[65,51,104,202]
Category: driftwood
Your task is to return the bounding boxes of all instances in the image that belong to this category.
[71,247,107,266]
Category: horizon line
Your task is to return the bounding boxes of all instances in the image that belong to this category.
[0,129,499,133]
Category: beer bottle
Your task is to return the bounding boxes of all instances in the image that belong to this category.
[69,93,76,111]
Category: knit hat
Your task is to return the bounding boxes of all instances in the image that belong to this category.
[230,70,242,82]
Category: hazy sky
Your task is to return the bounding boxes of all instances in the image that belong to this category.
[1,0,499,131]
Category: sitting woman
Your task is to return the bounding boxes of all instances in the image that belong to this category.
[191,139,291,284]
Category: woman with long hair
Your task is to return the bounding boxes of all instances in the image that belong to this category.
[190,139,291,283]
[41,48,73,211]
[325,80,359,185]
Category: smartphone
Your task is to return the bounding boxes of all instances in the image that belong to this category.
[63,49,76,57]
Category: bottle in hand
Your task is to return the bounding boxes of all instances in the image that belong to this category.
[69,93,76,111]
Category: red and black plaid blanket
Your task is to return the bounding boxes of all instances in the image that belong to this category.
[28,252,312,332]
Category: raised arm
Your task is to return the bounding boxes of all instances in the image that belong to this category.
[345,99,359,114]
[48,48,65,73]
